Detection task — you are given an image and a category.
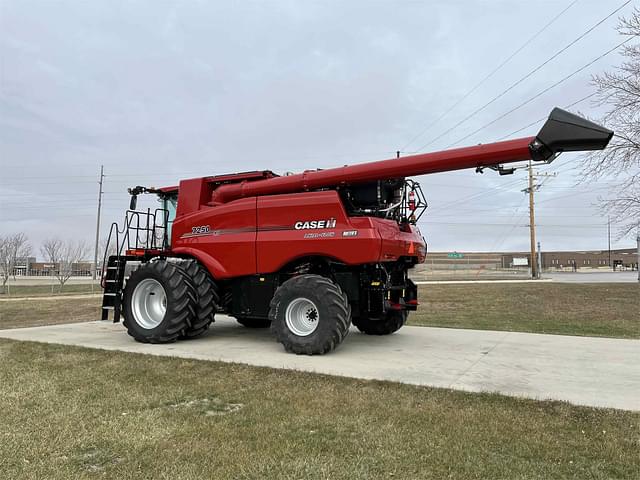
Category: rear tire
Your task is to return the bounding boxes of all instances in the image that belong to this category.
[236,317,271,328]
[270,274,351,355]
[352,310,407,335]
[176,259,219,339]
[122,260,196,343]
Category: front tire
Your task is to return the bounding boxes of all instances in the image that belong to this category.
[122,260,196,343]
[352,310,407,335]
[270,274,351,355]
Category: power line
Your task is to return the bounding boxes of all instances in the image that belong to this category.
[434,177,524,210]
[495,92,598,141]
[0,180,100,186]
[491,196,527,252]
[417,220,606,227]
[0,192,122,198]
[413,0,632,152]
[428,213,607,218]
[424,176,614,217]
[536,190,612,204]
[400,0,580,151]
[447,37,633,148]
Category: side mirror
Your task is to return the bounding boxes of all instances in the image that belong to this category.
[129,195,138,210]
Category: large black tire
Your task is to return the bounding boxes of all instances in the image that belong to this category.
[236,317,271,328]
[122,260,196,343]
[352,310,407,335]
[176,259,219,339]
[270,274,351,355]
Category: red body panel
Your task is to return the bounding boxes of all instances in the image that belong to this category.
[170,190,426,279]
[175,177,212,217]
[373,218,426,263]
[257,191,382,272]
[172,197,257,279]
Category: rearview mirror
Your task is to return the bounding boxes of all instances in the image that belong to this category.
[129,195,137,210]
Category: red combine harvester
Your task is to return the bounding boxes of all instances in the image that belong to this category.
[102,108,612,354]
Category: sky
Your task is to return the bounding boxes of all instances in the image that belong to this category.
[0,0,637,259]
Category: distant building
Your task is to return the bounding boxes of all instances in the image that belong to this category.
[12,261,93,277]
[423,252,503,271]
[502,248,637,271]
[13,257,36,275]
[425,248,637,271]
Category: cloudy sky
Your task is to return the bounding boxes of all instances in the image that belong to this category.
[0,0,636,257]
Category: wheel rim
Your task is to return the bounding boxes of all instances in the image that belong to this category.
[131,278,167,329]
[285,297,319,336]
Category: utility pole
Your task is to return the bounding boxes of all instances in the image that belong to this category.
[522,166,556,279]
[608,216,612,270]
[527,160,537,279]
[92,165,104,281]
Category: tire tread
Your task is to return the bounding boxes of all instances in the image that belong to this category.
[270,274,351,355]
[122,260,197,343]
[176,259,219,339]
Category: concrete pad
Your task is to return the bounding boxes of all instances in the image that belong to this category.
[415,279,552,285]
[0,294,102,302]
[0,317,638,411]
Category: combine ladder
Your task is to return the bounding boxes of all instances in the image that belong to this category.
[101,255,126,321]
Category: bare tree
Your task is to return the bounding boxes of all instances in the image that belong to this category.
[40,238,90,292]
[583,8,640,237]
[0,233,31,294]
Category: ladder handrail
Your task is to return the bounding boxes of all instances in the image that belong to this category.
[100,208,170,286]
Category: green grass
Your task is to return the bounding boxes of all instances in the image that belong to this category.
[410,283,640,338]
[0,339,638,480]
[0,283,99,297]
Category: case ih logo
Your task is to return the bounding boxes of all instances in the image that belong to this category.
[294,218,337,230]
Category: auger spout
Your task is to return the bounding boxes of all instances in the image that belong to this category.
[210,108,612,204]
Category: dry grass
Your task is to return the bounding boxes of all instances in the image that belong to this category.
[0,339,638,480]
[410,283,640,338]
[0,297,100,330]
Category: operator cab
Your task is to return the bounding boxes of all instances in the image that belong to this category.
[159,193,177,245]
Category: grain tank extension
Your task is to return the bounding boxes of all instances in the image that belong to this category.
[101,108,612,354]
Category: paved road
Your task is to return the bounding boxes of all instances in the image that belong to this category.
[543,271,639,283]
[415,279,552,285]
[1,317,638,411]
